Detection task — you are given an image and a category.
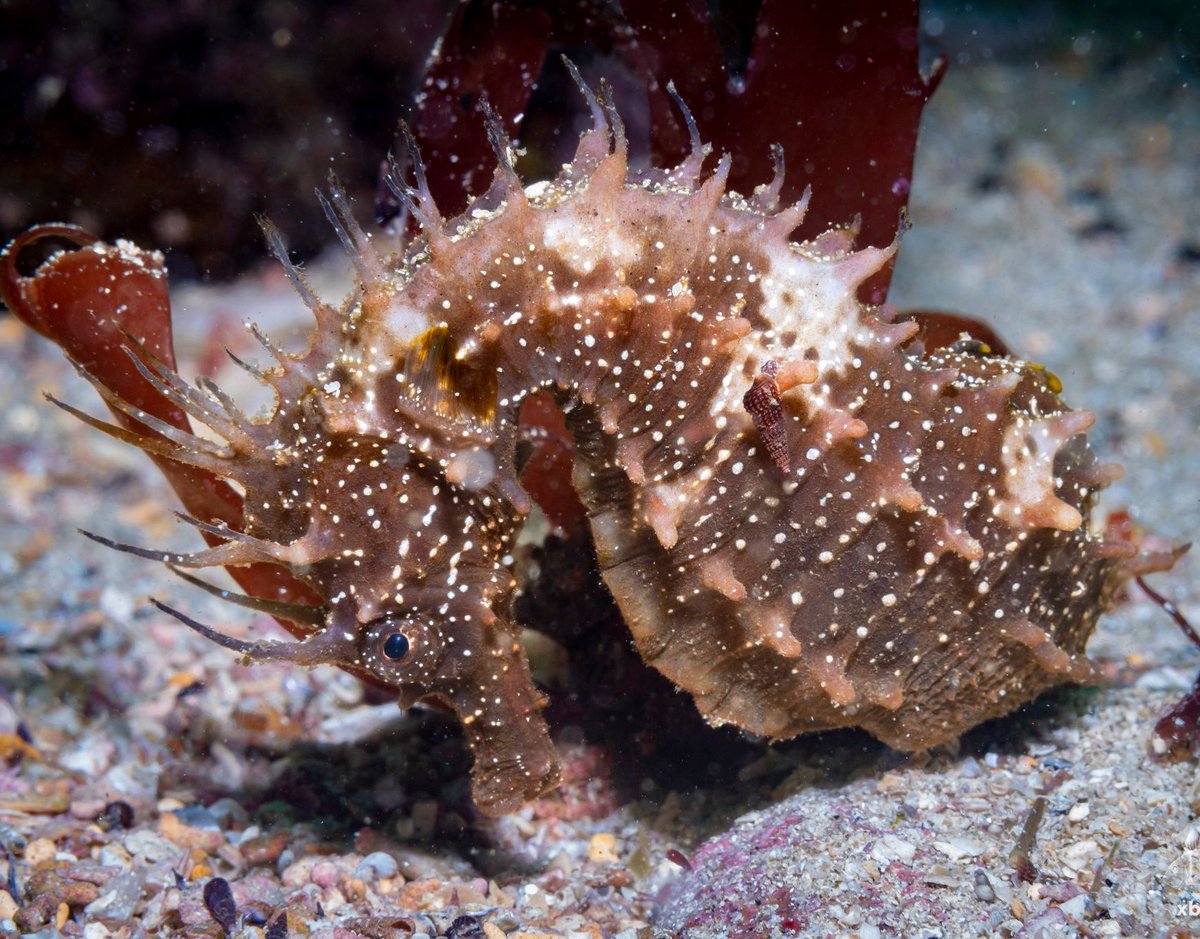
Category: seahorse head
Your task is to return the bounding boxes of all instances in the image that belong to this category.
[161,431,560,814]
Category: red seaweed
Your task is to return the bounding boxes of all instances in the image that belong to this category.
[408,0,943,302]
[1139,574,1200,748]
[0,227,321,624]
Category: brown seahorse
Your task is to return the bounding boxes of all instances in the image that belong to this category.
[1,71,1181,814]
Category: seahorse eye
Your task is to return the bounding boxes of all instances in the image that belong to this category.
[381,630,411,661]
[366,615,442,676]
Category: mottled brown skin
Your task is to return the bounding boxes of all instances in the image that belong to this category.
[4,80,1180,814]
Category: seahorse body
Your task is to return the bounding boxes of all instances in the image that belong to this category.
[27,80,1166,814]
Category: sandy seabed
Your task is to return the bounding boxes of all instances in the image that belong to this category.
[1,20,1198,939]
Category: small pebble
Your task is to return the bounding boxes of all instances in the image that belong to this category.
[973,869,996,902]
[1059,893,1089,919]
[310,860,340,889]
[240,830,289,866]
[831,903,861,926]
[159,808,224,852]
[23,837,57,867]
[0,889,18,920]
[933,836,985,860]
[1067,802,1090,822]
[68,798,109,821]
[59,738,116,776]
[922,866,960,888]
[481,925,506,939]
[1061,838,1101,867]
[354,851,400,881]
[454,880,490,905]
[519,884,549,911]
[344,876,366,900]
[97,844,133,869]
[870,834,916,863]
[206,797,250,829]
[83,872,142,921]
[588,832,619,864]
[281,856,321,888]
[318,885,345,915]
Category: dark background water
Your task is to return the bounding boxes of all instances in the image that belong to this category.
[0,1,1194,281]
